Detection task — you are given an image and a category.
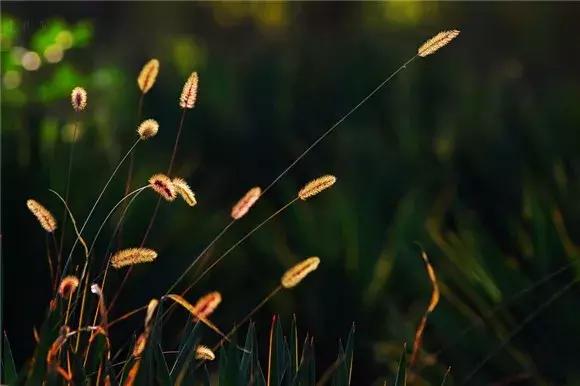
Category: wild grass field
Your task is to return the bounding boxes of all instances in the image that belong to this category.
[2,2,580,385]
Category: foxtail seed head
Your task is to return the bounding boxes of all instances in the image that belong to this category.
[111,248,158,269]
[26,199,57,232]
[71,86,87,112]
[231,186,261,219]
[192,291,222,319]
[137,119,159,140]
[58,276,79,298]
[172,178,196,206]
[298,175,336,200]
[179,71,198,109]
[418,30,460,57]
[195,345,215,361]
[149,174,177,201]
[137,59,160,94]
[281,256,321,288]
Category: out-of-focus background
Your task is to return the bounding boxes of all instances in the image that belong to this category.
[3,2,580,385]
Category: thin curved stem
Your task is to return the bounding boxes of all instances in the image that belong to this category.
[58,118,80,278]
[165,219,236,295]
[87,186,149,257]
[61,138,141,278]
[181,198,297,296]
[260,55,417,197]
[462,278,579,384]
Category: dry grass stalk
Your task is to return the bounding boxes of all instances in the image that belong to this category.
[165,294,229,340]
[26,199,57,232]
[137,59,160,94]
[148,174,177,201]
[195,345,216,361]
[172,178,197,206]
[58,276,79,298]
[281,256,321,288]
[145,298,159,327]
[111,248,158,269]
[298,175,336,200]
[71,86,87,112]
[137,119,159,140]
[418,30,460,57]
[179,71,198,109]
[231,186,261,219]
[410,252,440,367]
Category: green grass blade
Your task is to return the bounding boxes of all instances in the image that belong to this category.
[2,331,18,384]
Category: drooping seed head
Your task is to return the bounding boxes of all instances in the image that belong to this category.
[172,178,196,206]
[281,256,321,288]
[418,29,460,57]
[58,276,79,298]
[137,58,160,94]
[148,174,177,201]
[137,119,159,140]
[231,186,261,220]
[179,71,198,109]
[111,248,158,269]
[71,86,87,112]
[195,345,215,361]
[26,199,57,232]
[298,175,336,200]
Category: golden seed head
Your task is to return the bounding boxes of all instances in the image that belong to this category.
[137,58,160,94]
[231,186,261,220]
[111,248,158,269]
[281,256,321,288]
[418,29,460,57]
[148,174,177,201]
[298,175,336,200]
[192,291,222,319]
[26,199,57,232]
[172,178,197,206]
[71,86,87,112]
[179,71,198,109]
[195,345,215,361]
[137,118,159,140]
[58,276,79,298]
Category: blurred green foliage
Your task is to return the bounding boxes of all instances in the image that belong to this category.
[3,2,580,385]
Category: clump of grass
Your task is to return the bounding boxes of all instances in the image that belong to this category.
[8,28,466,386]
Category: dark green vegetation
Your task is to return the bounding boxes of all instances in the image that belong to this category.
[3,2,580,385]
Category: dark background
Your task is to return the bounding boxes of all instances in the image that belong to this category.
[3,2,580,385]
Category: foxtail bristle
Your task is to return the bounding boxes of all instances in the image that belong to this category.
[418,30,460,57]
[58,276,79,298]
[172,178,197,206]
[137,119,159,140]
[148,174,177,201]
[111,248,158,269]
[71,86,87,112]
[298,175,336,200]
[137,59,160,94]
[26,199,57,232]
[281,256,321,288]
[195,345,215,361]
[179,72,198,109]
[231,186,261,220]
